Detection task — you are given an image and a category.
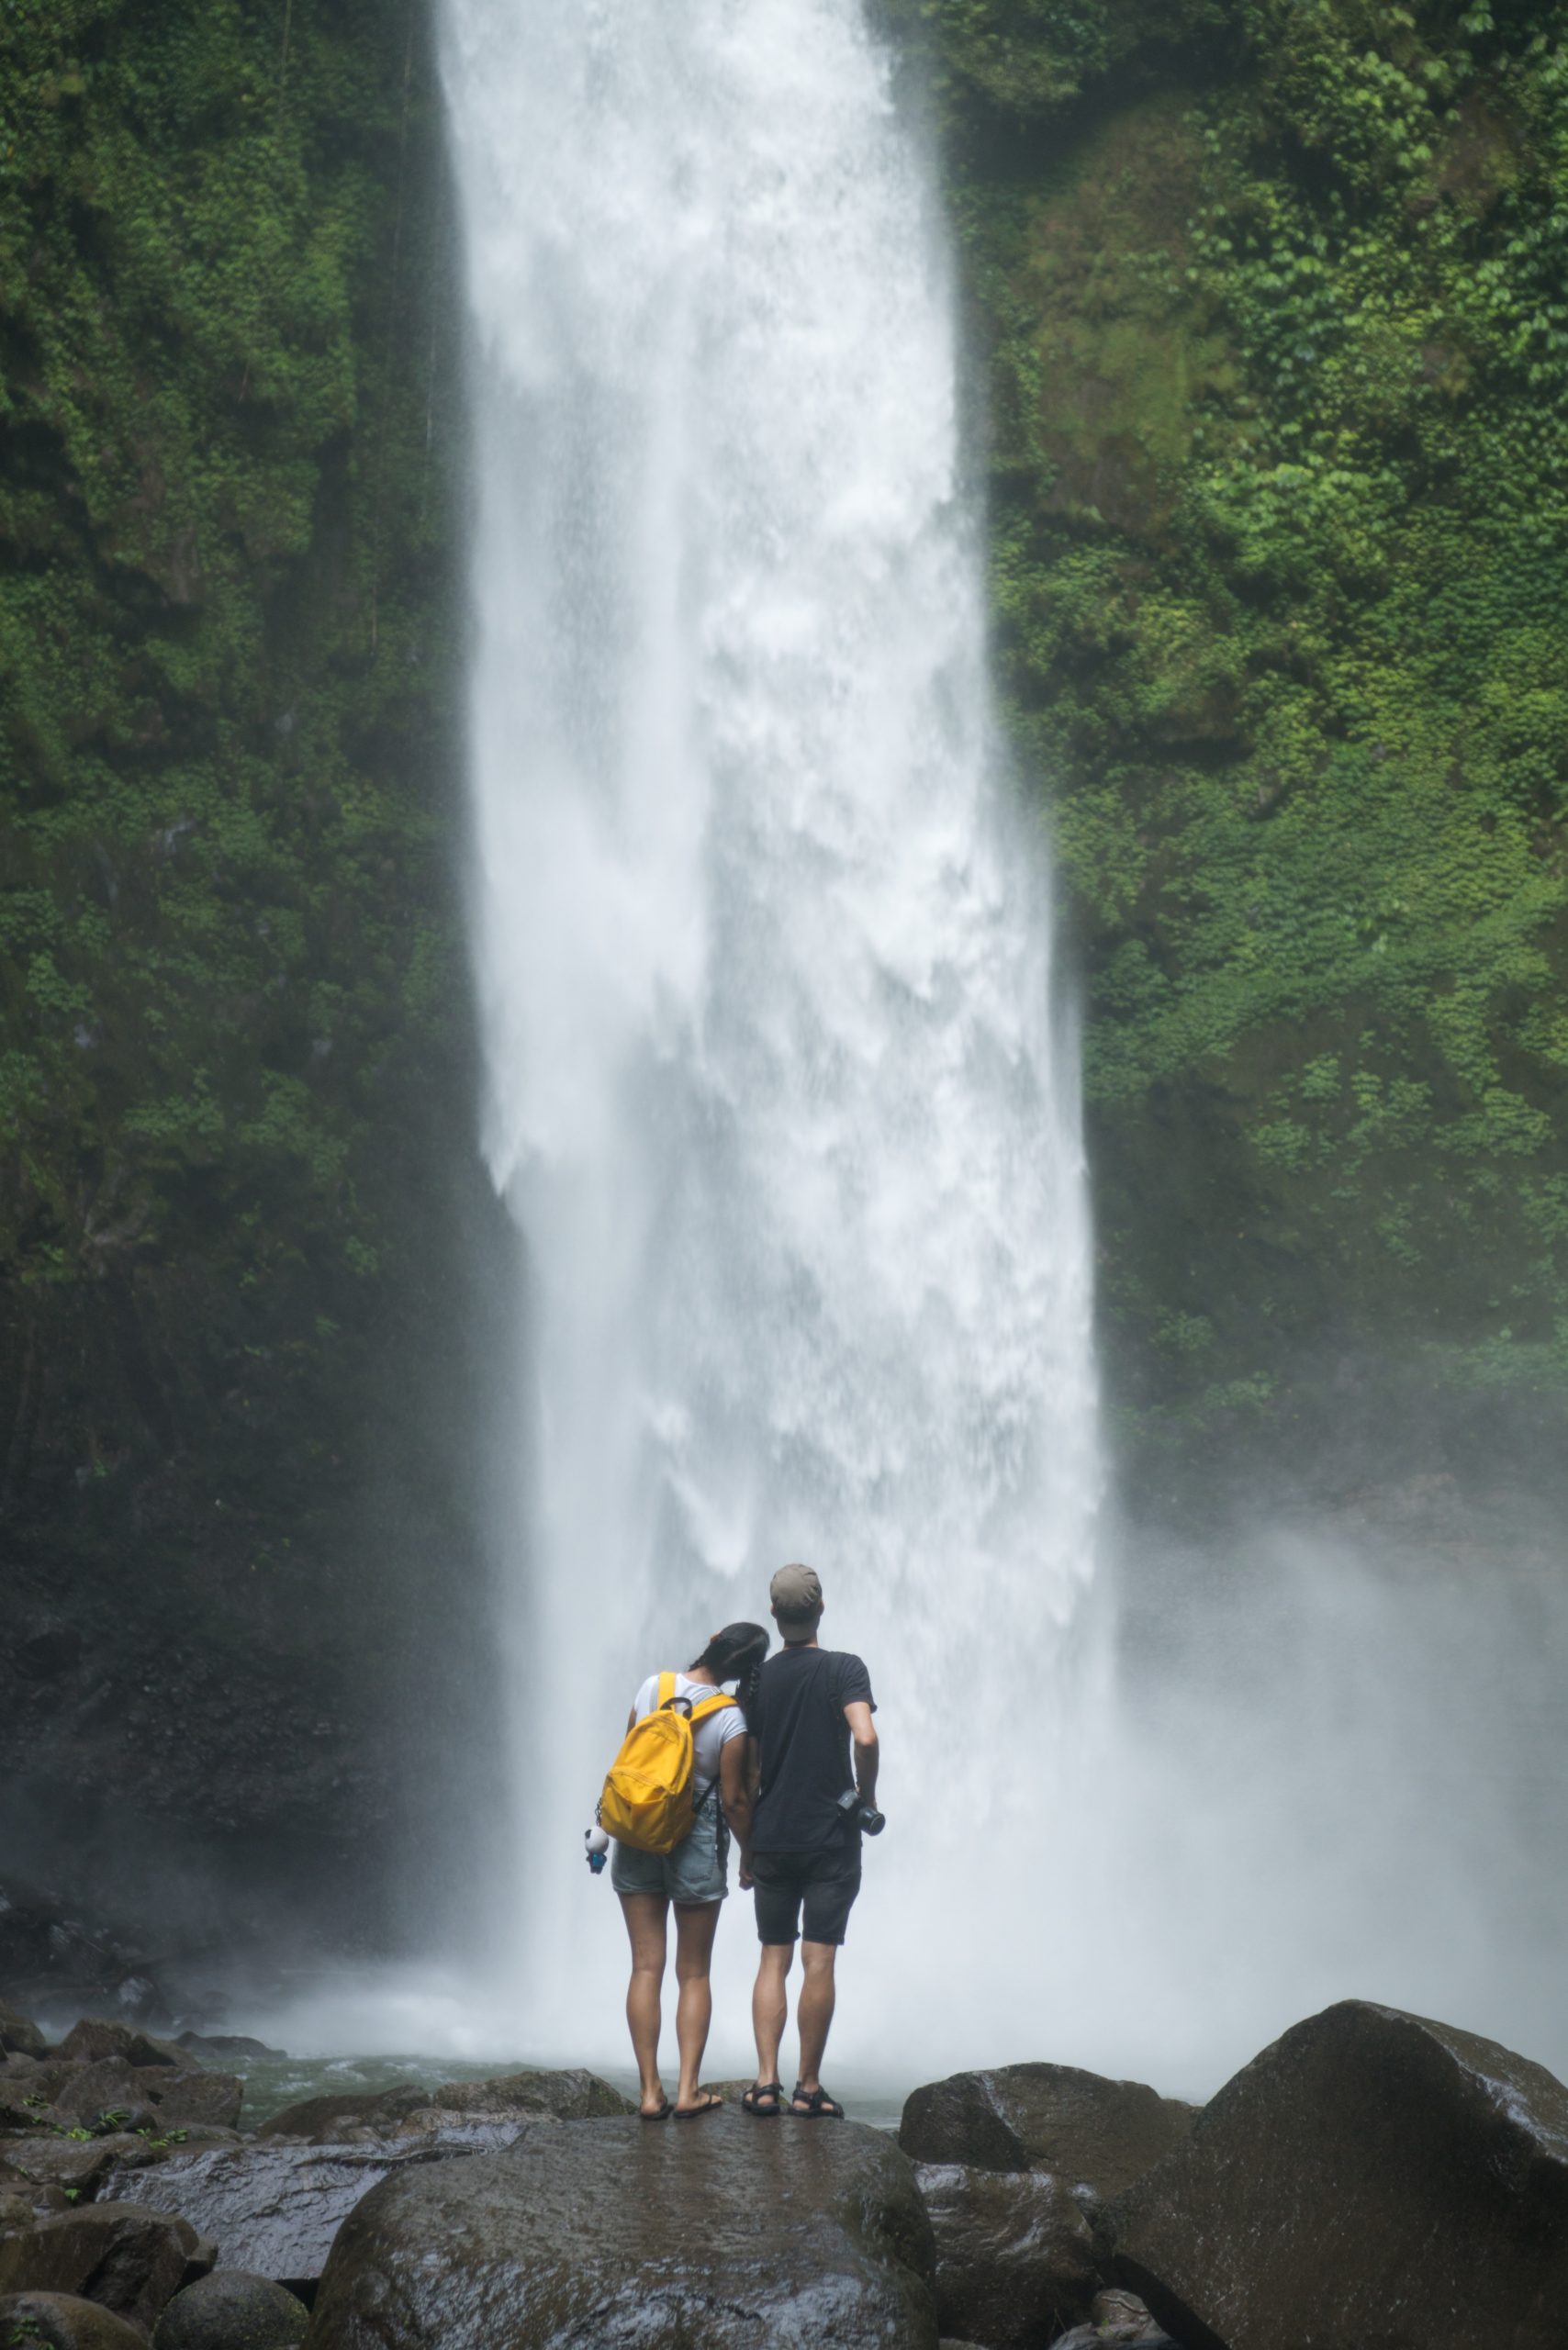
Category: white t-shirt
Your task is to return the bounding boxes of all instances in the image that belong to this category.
[632,1673,746,1795]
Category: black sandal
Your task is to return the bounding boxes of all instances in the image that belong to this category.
[741,2081,784,2117]
[639,2097,672,2121]
[673,2089,724,2121]
[790,2083,845,2119]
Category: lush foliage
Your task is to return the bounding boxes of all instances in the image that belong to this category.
[900,0,1568,1479]
[0,0,482,1764]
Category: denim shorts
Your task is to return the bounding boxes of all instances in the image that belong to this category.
[610,1791,729,1904]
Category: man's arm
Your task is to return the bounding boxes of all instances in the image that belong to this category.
[844,1699,879,1807]
[731,1736,759,1887]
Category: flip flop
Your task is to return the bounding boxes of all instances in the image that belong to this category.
[639,2098,672,2121]
[741,2081,784,2117]
[673,2090,725,2120]
[790,2083,845,2119]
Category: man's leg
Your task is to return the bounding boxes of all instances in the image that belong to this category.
[618,1891,669,2115]
[794,1939,837,2100]
[752,1941,793,2089]
[671,1899,722,2110]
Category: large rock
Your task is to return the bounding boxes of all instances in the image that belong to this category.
[48,2060,160,2134]
[1112,1999,1568,2350]
[174,2034,283,2065]
[57,2024,198,2075]
[901,2066,1195,2199]
[257,2066,629,2143]
[916,2163,1101,2349]
[0,2001,49,2060]
[0,2291,151,2347]
[0,2136,157,2197]
[1048,2288,1176,2349]
[0,2204,214,2331]
[97,2140,493,2295]
[0,2056,79,2131]
[305,2110,937,2348]
[153,2269,308,2349]
[46,2061,241,2137]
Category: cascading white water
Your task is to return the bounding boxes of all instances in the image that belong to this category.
[439,0,1101,2064]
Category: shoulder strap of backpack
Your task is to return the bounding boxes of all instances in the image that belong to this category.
[687,1691,737,1724]
[656,1672,677,1711]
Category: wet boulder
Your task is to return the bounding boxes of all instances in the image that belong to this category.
[48,2060,160,2134]
[174,2034,283,2065]
[98,2140,492,2297]
[256,2065,629,2143]
[916,2163,1102,2348]
[48,2061,241,2137]
[0,2056,79,2131]
[1112,1998,1568,2350]
[305,2109,937,2348]
[1047,2288,1176,2348]
[0,2001,49,2060]
[0,2136,147,2198]
[140,2075,242,2133]
[153,2269,309,2349]
[57,2025,198,2075]
[0,2203,215,2331]
[0,2291,152,2347]
[901,2065,1195,2199]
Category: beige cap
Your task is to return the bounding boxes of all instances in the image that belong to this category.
[770,1562,823,1614]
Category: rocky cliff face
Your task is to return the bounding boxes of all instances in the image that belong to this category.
[0,0,509,1943]
[896,0,1568,1504]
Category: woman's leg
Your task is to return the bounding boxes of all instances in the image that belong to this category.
[671,1898,722,2110]
[619,1891,669,2113]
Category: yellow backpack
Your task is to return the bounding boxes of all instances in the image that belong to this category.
[599,1673,738,1853]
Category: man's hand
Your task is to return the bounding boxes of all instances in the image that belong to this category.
[738,1854,754,1890]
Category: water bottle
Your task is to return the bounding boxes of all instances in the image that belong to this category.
[584,1824,610,1874]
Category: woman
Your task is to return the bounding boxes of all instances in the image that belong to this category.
[610,1620,769,2119]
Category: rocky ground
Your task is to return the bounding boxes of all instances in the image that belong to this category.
[1,1990,1565,2347]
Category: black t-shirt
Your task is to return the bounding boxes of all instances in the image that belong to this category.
[749,1645,876,1855]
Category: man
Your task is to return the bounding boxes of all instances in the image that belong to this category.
[740,1562,879,2119]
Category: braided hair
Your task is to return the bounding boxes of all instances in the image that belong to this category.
[689,1620,769,1728]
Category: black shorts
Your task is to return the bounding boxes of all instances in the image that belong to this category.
[751,1845,862,1947]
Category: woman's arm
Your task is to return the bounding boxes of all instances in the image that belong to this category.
[720,1736,753,1883]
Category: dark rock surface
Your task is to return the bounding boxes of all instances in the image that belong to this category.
[257,2065,629,2143]
[174,2035,283,2065]
[57,2025,198,2075]
[901,2065,1196,2199]
[153,2269,309,2349]
[1048,2288,1177,2348]
[1112,1998,1568,2350]
[48,2061,160,2135]
[916,2163,1102,2349]
[305,2109,937,2348]
[98,2141,488,2294]
[0,2001,49,2060]
[0,2137,153,2197]
[43,2058,241,2137]
[0,2056,79,2131]
[0,2290,152,2348]
[0,1887,176,2036]
[0,2204,214,2331]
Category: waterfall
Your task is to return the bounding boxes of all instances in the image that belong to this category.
[440,0,1101,2061]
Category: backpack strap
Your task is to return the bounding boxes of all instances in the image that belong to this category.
[687,1691,738,1725]
[656,1671,677,1711]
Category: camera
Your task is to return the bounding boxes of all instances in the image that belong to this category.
[835,1788,885,1837]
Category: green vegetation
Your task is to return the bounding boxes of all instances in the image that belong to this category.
[897,0,1568,1483]
[0,0,487,1823]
